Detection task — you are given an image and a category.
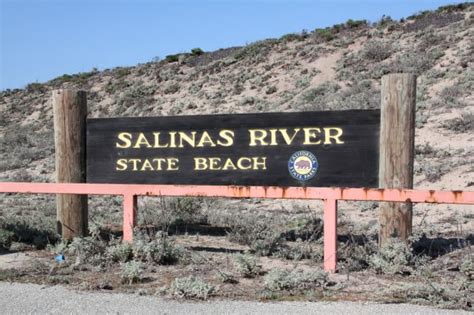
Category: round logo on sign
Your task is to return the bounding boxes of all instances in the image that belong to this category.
[288,151,319,181]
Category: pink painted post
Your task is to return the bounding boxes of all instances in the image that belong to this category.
[123,194,137,242]
[324,199,338,273]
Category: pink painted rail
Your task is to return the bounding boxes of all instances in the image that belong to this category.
[1,182,473,272]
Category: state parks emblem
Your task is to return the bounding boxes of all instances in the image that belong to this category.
[288,150,319,181]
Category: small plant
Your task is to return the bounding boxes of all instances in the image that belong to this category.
[233,254,262,278]
[216,270,237,284]
[165,54,181,63]
[362,40,393,62]
[68,236,108,266]
[423,163,445,183]
[441,112,473,133]
[48,240,69,255]
[276,239,323,262]
[25,82,47,93]
[390,281,472,310]
[0,215,57,249]
[346,19,367,28]
[459,256,473,281]
[106,242,133,263]
[170,276,216,300]
[338,237,377,272]
[0,229,14,250]
[132,231,185,265]
[314,28,334,41]
[120,261,144,284]
[266,86,277,95]
[264,268,328,291]
[370,238,417,274]
[163,82,180,94]
[191,48,204,56]
[227,215,283,256]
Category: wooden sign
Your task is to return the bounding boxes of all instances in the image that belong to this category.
[86,110,380,187]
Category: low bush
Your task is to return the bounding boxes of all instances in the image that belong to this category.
[346,19,367,28]
[369,238,425,274]
[338,237,377,272]
[68,236,109,267]
[441,112,473,133]
[460,256,473,281]
[314,28,334,41]
[0,229,14,250]
[390,281,473,310]
[264,268,328,291]
[276,239,323,262]
[227,215,284,256]
[0,215,57,249]
[233,254,262,278]
[132,231,186,265]
[362,40,393,62]
[163,82,180,94]
[107,242,133,263]
[165,54,181,63]
[170,276,216,300]
[191,48,204,56]
[120,261,144,284]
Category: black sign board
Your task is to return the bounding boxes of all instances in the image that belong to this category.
[86,110,380,187]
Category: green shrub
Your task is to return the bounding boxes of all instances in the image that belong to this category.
[264,268,328,291]
[266,86,277,95]
[25,82,47,93]
[0,215,57,249]
[422,163,446,183]
[233,254,262,278]
[165,54,180,63]
[132,231,185,265]
[338,238,377,272]
[227,215,283,256]
[284,217,323,241]
[346,19,367,28]
[390,281,472,310]
[0,229,14,250]
[233,40,277,61]
[301,82,340,104]
[369,238,419,274]
[171,276,216,300]
[362,40,393,62]
[68,236,108,266]
[115,68,131,78]
[106,242,133,263]
[216,270,237,284]
[314,28,334,41]
[460,256,473,281]
[280,33,305,42]
[276,239,323,262]
[120,261,144,284]
[191,48,204,56]
[163,82,180,94]
[441,112,473,133]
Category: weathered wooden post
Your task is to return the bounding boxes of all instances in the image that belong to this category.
[379,73,416,245]
[52,89,88,240]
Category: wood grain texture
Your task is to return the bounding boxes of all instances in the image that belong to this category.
[87,110,380,187]
[379,73,416,244]
[52,89,88,240]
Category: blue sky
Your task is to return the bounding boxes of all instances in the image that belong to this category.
[0,0,465,90]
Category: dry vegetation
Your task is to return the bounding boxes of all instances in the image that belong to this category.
[0,3,473,310]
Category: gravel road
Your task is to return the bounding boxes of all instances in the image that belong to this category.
[0,282,468,314]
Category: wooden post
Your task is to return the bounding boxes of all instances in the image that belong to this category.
[52,89,88,240]
[379,73,416,245]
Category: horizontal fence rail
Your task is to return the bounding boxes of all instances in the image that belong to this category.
[1,182,473,272]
